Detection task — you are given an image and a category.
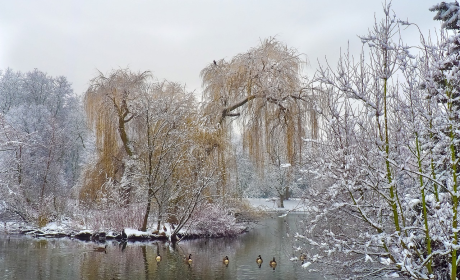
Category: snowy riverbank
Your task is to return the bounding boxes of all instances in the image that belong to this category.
[0,220,248,241]
[247,198,308,212]
[0,198,306,240]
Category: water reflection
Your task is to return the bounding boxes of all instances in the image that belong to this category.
[0,213,323,279]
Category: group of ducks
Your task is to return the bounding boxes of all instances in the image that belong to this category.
[152,253,192,265]
[94,242,306,271]
[256,255,277,270]
[181,254,278,269]
[154,252,278,270]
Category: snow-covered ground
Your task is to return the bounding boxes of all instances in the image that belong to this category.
[247,198,307,212]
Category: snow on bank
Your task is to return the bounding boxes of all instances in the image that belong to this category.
[1,216,246,241]
[124,228,150,238]
[247,198,308,212]
[0,198,302,240]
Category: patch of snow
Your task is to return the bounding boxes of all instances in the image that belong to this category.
[365,254,373,262]
[290,257,299,261]
[247,198,308,212]
[43,222,60,231]
[409,199,421,207]
[386,272,400,278]
[106,231,117,238]
[380,257,392,265]
[124,228,150,238]
[294,233,305,239]
[301,261,311,268]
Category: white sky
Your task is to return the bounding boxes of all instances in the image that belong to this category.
[0,0,440,96]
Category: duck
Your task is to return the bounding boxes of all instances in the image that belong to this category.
[93,244,107,253]
[223,256,229,266]
[300,253,306,262]
[269,257,277,270]
[121,229,128,240]
[256,255,263,268]
[185,254,192,264]
[156,252,161,262]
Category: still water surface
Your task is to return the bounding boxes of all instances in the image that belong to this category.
[0,213,322,280]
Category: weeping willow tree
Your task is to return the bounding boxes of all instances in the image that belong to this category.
[80,69,149,203]
[200,38,316,202]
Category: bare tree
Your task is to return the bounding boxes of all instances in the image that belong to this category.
[0,69,86,224]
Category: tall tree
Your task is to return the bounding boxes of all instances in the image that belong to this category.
[0,69,86,224]
[200,38,315,204]
[81,69,148,203]
[136,81,198,231]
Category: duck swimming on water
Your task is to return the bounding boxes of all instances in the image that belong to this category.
[256,255,263,268]
[269,257,277,270]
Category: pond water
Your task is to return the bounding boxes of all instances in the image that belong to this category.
[0,213,323,280]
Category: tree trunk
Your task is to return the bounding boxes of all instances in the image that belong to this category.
[17,145,22,185]
[415,134,433,274]
[156,213,162,231]
[141,188,153,231]
[383,76,401,233]
[117,110,133,157]
[448,86,459,280]
[279,194,284,208]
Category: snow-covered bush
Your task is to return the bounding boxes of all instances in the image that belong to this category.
[191,203,245,237]
[75,203,145,232]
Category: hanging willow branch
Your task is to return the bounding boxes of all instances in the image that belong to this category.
[200,38,317,172]
[81,69,150,202]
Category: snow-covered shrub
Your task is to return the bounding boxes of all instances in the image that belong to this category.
[191,203,245,237]
[76,202,144,232]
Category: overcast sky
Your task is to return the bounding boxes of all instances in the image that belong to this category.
[0,0,440,95]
